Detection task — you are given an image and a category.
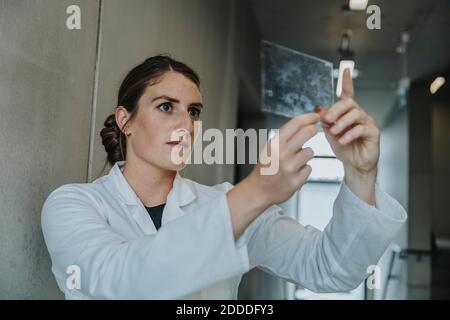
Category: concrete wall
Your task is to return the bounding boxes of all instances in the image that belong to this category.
[0,0,100,298]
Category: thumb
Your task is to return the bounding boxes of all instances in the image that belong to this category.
[314,105,336,143]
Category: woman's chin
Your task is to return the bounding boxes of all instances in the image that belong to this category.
[164,158,188,172]
[166,147,191,171]
[174,163,187,172]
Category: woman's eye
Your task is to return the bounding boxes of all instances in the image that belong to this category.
[158,103,173,112]
[188,107,201,119]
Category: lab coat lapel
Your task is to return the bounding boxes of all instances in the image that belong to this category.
[162,172,196,226]
[109,161,156,235]
[107,161,196,235]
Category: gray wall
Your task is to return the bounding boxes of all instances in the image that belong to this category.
[0,0,100,298]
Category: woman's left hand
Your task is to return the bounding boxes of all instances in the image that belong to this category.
[315,68,380,205]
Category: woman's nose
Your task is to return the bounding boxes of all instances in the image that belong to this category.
[169,112,195,145]
[178,110,194,134]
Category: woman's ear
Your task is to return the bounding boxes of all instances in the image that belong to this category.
[115,106,130,131]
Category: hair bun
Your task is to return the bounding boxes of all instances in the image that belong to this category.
[100,114,125,166]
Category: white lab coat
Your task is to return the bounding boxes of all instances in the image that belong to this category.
[41,160,407,299]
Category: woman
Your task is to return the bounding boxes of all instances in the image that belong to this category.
[41,55,407,299]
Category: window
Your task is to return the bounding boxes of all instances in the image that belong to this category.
[297,131,344,231]
[304,131,344,182]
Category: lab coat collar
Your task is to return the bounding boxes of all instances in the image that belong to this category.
[108,160,196,208]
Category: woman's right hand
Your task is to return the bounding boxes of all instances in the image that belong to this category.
[250,112,320,205]
[227,112,320,239]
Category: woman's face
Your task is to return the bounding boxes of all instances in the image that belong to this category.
[120,70,203,172]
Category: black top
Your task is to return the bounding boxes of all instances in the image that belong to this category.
[144,203,165,230]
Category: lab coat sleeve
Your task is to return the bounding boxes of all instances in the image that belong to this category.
[244,182,407,293]
[41,185,249,299]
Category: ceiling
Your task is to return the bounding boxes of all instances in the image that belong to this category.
[244,0,450,124]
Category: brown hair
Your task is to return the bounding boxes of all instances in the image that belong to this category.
[99,54,200,173]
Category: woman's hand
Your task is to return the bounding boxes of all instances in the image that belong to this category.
[227,112,320,239]
[316,68,380,205]
[249,112,321,205]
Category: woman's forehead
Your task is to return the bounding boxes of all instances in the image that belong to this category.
[144,71,202,102]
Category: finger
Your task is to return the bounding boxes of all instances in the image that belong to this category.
[338,124,376,145]
[279,113,320,142]
[286,124,318,152]
[292,147,314,171]
[314,105,332,128]
[293,164,312,188]
[329,108,367,136]
[323,98,357,124]
[341,68,354,99]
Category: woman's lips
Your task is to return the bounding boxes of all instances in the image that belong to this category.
[166,140,189,148]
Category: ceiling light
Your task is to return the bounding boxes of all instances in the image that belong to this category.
[338,31,355,61]
[349,0,369,11]
[430,77,446,94]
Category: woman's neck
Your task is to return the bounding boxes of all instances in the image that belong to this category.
[121,157,176,207]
